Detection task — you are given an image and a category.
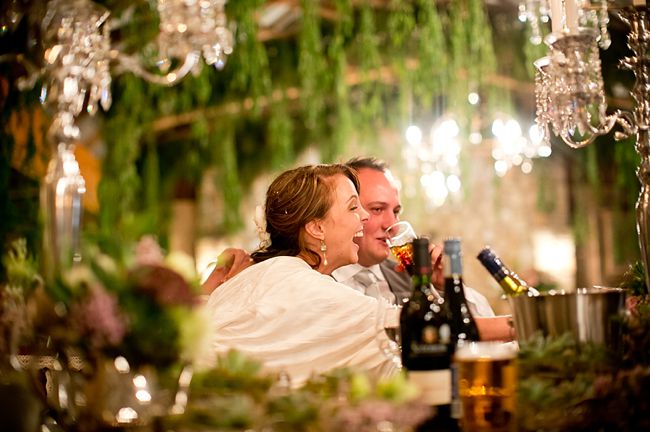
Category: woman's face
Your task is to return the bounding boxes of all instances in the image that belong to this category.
[320,174,369,271]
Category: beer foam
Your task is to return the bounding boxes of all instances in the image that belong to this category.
[454,341,517,361]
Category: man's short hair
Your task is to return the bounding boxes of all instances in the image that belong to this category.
[345,157,389,173]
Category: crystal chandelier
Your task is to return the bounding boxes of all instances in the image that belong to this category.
[16,0,234,136]
[531,0,650,288]
[8,0,234,276]
[119,0,234,85]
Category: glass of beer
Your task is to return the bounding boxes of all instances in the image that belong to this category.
[454,341,518,432]
[386,221,418,275]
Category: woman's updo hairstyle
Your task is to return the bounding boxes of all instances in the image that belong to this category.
[251,164,359,268]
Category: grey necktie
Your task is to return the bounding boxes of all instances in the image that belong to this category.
[353,269,396,304]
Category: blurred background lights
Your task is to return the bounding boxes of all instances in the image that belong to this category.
[403,114,464,208]
[402,112,552,206]
[446,174,461,193]
[469,131,482,144]
[490,115,551,176]
[405,124,422,146]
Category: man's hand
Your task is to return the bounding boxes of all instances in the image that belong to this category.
[391,241,444,286]
[201,248,252,294]
[429,242,444,288]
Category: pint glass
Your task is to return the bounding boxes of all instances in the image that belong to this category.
[454,342,517,432]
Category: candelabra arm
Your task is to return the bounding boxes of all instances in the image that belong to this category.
[112,50,200,86]
[613,110,638,140]
[559,131,600,148]
[558,114,617,149]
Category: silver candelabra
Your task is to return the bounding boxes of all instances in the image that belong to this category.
[535,4,650,289]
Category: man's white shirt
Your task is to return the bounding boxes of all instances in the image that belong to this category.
[333,263,495,317]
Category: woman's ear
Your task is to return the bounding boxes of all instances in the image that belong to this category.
[304,219,325,241]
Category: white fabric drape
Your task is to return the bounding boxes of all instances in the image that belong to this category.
[204,256,397,387]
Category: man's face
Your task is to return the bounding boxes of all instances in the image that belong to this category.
[355,167,402,266]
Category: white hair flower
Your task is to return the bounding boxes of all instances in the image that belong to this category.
[254,205,271,249]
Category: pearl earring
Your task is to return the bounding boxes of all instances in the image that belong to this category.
[320,240,328,266]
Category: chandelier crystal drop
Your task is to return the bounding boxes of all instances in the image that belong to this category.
[519,0,610,48]
[40,0,112,139]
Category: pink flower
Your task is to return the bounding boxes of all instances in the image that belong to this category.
[69,284,127,350]
[134,235,165,266]
[130,264,197,307]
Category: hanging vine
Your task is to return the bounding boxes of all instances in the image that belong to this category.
[298,0,329,137]
[98,75,146,242]
[214,122,243,233]
[267,95,294,170]
[228,0,271,116]
[386,0,415,124]
[354,2,383,139]
[413,0,447,111]
[325,0,354,162]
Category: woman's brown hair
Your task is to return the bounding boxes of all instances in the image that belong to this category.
[251,164,360,268]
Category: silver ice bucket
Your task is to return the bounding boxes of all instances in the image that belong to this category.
[509,287,627,346]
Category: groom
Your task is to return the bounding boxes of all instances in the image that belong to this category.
[331,157,495,317]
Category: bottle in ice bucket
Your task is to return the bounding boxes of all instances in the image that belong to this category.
[476,246,540,297]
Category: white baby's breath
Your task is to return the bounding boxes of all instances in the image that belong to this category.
[254,205,271,249]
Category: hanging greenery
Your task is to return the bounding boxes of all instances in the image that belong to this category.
[97,75,146,242]
[267,95,294,170]
[214,123,243,233]
[325,0,354,162]
[448,0,498,122]
[385,0,415,122]
[353,2,383,139]
[298,0,329,137]
[228,0,272,116]
[413,0,446,111]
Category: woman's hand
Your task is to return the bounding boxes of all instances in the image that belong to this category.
[201,248,252,294]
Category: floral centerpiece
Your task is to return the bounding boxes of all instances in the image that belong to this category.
[1,236,212,429]
[44,236,210,370]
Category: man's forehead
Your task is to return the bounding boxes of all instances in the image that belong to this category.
[383,169,401,190]
[358,168,401,206]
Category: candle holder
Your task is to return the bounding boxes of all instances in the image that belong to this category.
[535,5,650,289]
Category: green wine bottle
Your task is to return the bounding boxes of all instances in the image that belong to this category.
[477,246,540,297]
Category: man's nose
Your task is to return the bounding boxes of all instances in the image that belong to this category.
[382,212,398,230]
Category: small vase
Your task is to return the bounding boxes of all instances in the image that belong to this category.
[45,355,191,431]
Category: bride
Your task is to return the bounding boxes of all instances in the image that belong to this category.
[204,164,397,386]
